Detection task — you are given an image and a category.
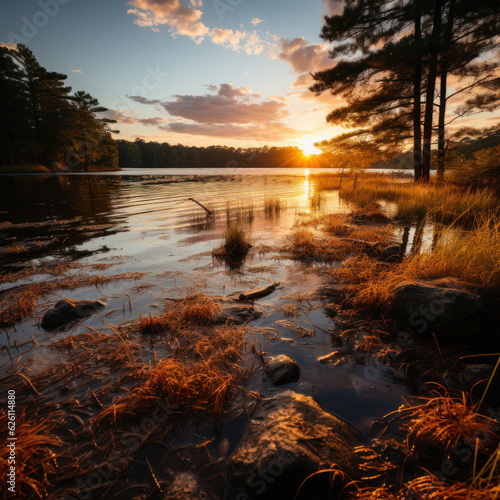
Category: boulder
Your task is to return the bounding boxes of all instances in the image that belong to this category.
[391,280,484,341]
[264,355,300,385]
[163,473,206,500]
[228,390,360,499]
[41,299,105,329]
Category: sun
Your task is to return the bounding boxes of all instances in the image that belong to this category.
[301,139,321,157]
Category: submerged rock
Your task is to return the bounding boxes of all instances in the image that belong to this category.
[228,390,360,499]
[218,296,264,324]
[264,355,300,385]
[391,280,484,342]
[41,299,105,329]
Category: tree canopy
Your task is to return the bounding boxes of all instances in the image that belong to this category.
[0,45,118,171]
[313,0,500,181]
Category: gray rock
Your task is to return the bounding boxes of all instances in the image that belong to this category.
[163,473,206,499]
[391,280,484,341]
[218,296,264,324]
[228,390,360,499]
[265,355,300,385]
[41,299,105,329]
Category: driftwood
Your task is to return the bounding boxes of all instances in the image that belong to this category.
[239,282,279,301]
[188,198,212,215]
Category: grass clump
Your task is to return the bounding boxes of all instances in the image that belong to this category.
[286,229,355,262]
[0,409,62,498]
[405,390,499,460]
[213,224,252,264]
[140,293,221,335]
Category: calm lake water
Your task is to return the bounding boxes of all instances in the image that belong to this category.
[0,169,413,433]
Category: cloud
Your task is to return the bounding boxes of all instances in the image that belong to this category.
[163,91,287,124]
[163,121,301,140]
[211,28,246,49]
[279,37,332,74]
[290,73,314,90]
[70,69,82,74]
[0,42,17,50]
[321,0,345,16]
[126,83,298,141]
[104,109,167,126]
[127,0,210,40]
[251,18,264,26]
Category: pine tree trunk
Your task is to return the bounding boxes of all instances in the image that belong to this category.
[413,0,423,182]
[437,0,456,184]
[422,0,443,183]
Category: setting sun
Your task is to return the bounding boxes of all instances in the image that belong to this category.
[301,140,321,157]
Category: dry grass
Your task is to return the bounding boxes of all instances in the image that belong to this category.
[139,293,222,335]
[404,390,499,460]
[330,216,500,312]
[352,202,388,222]
[285,229,355,261]
[213,224,252,264]
[351,487,399,499]
[0,271,146,329]
[338,173,499,225]
[0,409,62,498]
[406,475,500,499]
[97,323,249,426]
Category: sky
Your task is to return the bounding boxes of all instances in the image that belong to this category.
[1,0,498,150]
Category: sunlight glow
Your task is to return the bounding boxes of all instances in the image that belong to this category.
[301,139,321,157]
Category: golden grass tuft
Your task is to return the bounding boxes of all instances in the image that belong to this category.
[351,487,399,500]
[139,293,222,335]
[286,228,355,261]
[0,409,62,498]
[405,475,499,500]
[213,224,252,263]
[96,324,249,426]
[405,390,499,460]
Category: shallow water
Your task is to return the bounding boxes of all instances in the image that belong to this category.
[0,170,414,434]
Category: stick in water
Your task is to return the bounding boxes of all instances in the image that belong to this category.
[188,198,212,215]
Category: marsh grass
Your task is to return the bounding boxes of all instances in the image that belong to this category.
[331,215,500,312]
[404,389,499,460]
[213,224,252,264]
[338,173,499,225]
[0,269,146,329]
[0,409,63,498]
[139,293,222,335]
[406,475,500,499]
[285,228,355,262]
[264,196,284,219]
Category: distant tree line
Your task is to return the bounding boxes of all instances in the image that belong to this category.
[117,139,317,169]
[0,45,118,171]
[313,0,499,182]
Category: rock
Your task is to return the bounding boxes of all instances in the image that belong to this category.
[381,245,401,262]
[218,296,264,324]
[41,299,105,329]
[391,280,484,341]
[264,355,300,385]
[163,473,206,499]
[228,390,360,499]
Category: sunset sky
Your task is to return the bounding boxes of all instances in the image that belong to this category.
[1,0,498,149]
